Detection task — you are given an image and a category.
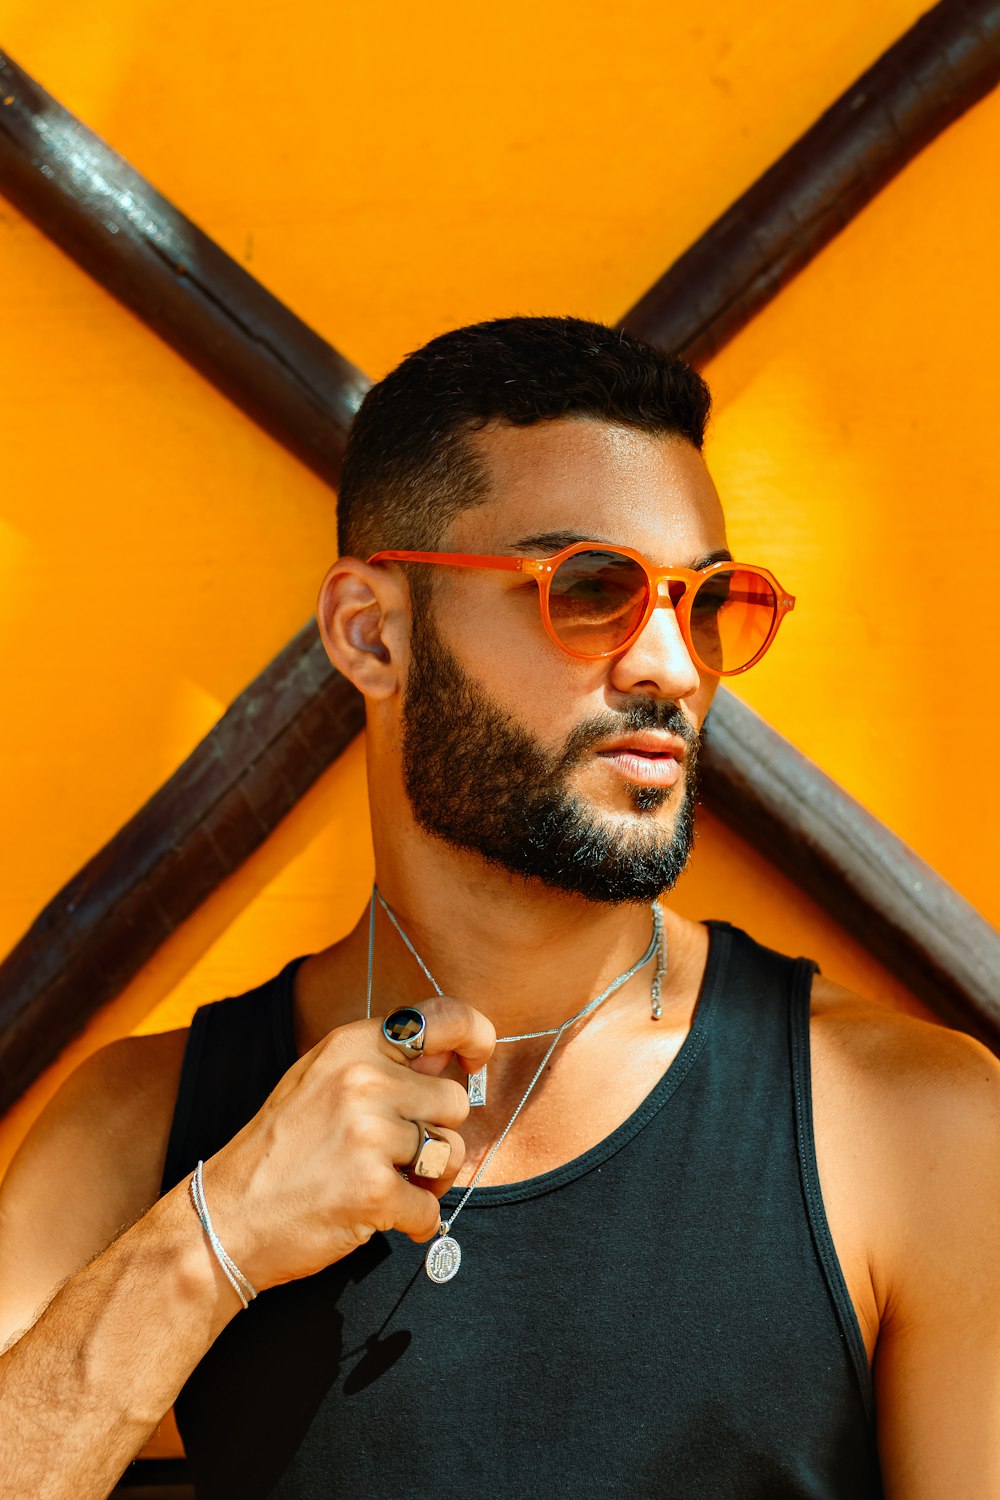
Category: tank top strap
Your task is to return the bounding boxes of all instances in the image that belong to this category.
[695,919,815,1087]
[786,942,876,1428]
[159,954,308,1198]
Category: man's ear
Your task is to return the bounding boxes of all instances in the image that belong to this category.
[316,558,405,699]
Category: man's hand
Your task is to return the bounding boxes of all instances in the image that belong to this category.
[199,995,496,1289]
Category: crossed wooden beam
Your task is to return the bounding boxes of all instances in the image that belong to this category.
[2,0,1000,1119]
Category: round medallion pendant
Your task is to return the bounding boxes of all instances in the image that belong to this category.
[425,1234,462,1283]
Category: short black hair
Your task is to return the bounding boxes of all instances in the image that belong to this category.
[337,314,712,562]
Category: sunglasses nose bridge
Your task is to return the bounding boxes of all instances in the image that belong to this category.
[652,575,685,609]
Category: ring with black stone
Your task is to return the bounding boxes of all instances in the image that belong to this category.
[404,1121,452,1180]
[382,1006,427,1059]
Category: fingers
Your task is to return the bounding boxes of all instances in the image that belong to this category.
[392,1070,471,1132]
[388,1171,455,1243]
[375,993,496,1077]
[388,1116,426,1169]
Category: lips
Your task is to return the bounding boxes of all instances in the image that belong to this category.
[593,733,686,788]
[594,732,687,762]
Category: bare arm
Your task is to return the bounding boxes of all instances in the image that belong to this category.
[0,996,492,1499]
[0,1184,242,1500]
[0,1033,244,1497]
[872,1026,1000,1499]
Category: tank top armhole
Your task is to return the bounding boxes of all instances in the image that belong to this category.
[159,1005,211,1198]
[788,956,878,1435]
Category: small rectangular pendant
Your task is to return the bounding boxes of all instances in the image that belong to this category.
[467,1065,487,1107]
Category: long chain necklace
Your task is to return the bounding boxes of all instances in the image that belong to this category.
[365,885,667,1282]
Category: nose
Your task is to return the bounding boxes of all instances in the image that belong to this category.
[607,580,701,700]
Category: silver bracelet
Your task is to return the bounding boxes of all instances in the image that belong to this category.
[188,1160,258,1310]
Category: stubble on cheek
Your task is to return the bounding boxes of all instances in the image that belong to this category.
[400,604,703,903]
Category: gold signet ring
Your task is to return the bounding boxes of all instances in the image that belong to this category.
[405,1122,452,1180]
[382,1007,427,1059]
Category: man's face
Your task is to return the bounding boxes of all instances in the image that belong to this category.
[400,419,728,904]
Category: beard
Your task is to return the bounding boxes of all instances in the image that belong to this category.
[400,606,702,905]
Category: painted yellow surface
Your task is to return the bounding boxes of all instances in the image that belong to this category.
[2,0,997,1199]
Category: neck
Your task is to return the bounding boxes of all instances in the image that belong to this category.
[360,839,671,1039]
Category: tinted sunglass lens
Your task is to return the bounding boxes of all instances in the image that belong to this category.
[690,567,777,673]
[548,551,648,655]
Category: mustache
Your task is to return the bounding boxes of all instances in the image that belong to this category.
[559,700,699,769]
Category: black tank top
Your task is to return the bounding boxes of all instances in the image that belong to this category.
[160,918,883,1499]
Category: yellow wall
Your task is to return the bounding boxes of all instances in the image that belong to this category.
[2,0,998,1190]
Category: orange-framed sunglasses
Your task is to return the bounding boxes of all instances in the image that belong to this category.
[368,542,795,677]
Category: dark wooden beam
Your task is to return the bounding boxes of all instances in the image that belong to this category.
[623,0,1000,359]
[0,53,369,486]
[3,3,1000,1113]
[701,694,1000,1050]
[0,628,364,1110]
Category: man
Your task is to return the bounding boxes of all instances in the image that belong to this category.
[0,316,996,1499]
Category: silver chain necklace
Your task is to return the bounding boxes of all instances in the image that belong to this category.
[365,885,667,1282]
[374,885,668,1102]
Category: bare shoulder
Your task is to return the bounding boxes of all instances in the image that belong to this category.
[809,979,1000,1491]
[809,971,999,1104]
[0,1029,189,1348]
[808,972,1000,1315]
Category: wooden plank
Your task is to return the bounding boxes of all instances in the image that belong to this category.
[624,0,1000,358]
[0,52,369,486]
[3,4,1000,1113]
[701,693,999,1049]
[0,628,364,1109]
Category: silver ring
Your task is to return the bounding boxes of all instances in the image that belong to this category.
[382,1006,427,1059]
[404,1122,452,1180]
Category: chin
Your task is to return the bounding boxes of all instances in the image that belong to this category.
[592,783,675,820]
